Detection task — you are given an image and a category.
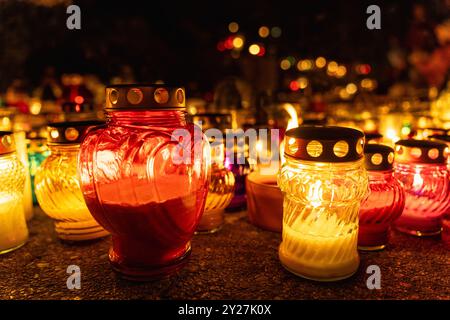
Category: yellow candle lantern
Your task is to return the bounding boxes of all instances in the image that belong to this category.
[35,121,108,241]
[278,126,369,281]
[0,131,29,254]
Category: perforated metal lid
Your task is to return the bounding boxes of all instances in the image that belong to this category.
[105,84,186,110]
[47,120,105,144]
[364,144,395,171]
[284,125,365,162]
[395,139,448,164]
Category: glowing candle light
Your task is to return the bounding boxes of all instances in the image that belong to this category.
[0,131,29,254]
[394,140,449,236]
[35,120,109,241]
[358,144,405,251]
[278,126,368,281]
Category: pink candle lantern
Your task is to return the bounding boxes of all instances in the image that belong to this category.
[359,144,405,250]
[428,134,450,249]
[394,140,449,236]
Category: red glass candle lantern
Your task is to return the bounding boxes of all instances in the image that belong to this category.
[359,144,405,250]
[394,140,449,236]
[78,85,210,280]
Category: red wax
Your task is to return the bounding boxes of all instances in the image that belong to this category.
[359,170,405,250]
[394,163,449,236]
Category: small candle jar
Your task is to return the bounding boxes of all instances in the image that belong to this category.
[225,142,252,212]
[278,126,368,281]
[358,144,405,250]
[394,139,449,236]
[35,120,109,241]
[415,127,448,140]
[192,113,235,233]
[27,136,50,205]
[78,85,210,280]
[0,131,29,254]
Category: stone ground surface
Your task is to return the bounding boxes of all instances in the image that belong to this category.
[0,208,449,300]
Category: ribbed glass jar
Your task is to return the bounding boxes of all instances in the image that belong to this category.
[35,121,108,241]
[197,143,235,233]
[0,131,29,254]
[394,140,449,236]
[78,85,210,280]
[358,144,405,250]
[278,126,369,281]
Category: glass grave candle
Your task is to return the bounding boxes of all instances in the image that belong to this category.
[358,144,405,250]
[394,139,449,236]
[78,85,210,280]
[27,136,50,205]
[35,120,109,241]
[428,135,450,249]
[278,126,369,281]
[0,131,29,254]
[192,113,235,233]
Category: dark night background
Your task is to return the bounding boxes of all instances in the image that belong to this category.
[0,0,448,93]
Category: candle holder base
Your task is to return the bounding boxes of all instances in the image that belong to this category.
[55,220,109,241]
[195,209,224,234]
[358,227,389,251]
[109,245,191,282]
[394,226,442,237]
[280,261,358,282]
[358,244,386,251]
[0,240,27,255]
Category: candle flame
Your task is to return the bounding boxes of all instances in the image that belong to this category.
[280,104,299,164]
[308,180,323,208]
[283,103,299,131]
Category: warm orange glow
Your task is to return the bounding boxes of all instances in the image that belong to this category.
[258,26,270,38]
[249,44,260,55]
[315,57,326,68]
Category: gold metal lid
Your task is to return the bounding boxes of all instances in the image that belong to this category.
[105,84,186,110]
[364,144,395,171]
[0,131,16,155]
[284,125,365,162]
[47,120,105,145]
[395,139,448,164]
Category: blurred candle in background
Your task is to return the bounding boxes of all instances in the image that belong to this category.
[394,139,449,236]
[0,131,29,254]
[27,135,50,205]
